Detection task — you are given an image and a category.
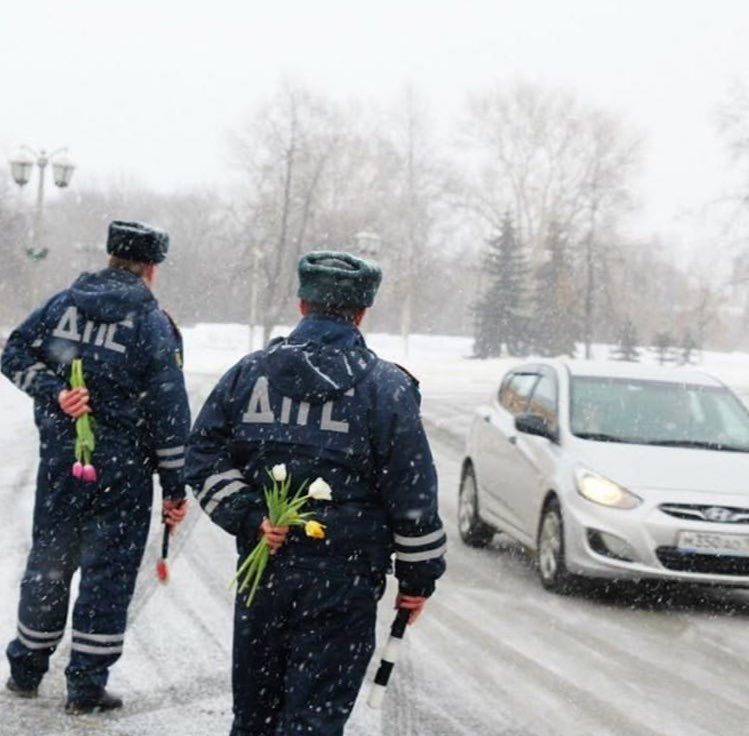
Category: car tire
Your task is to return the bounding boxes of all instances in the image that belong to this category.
[458,464,495,548]
[537,498,580,594]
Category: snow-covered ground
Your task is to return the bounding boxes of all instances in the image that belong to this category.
[3,326,749,734]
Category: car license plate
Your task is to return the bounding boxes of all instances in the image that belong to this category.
[677,531,749,556]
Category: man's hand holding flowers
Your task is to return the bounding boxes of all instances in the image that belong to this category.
[59,387,90,418]
[260,518,289,554]
[233,465,331,606]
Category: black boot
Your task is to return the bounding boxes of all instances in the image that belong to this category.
[6,677,38,699]
[65,690,123,715]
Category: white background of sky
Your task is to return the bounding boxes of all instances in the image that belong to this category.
[1,0,748,254]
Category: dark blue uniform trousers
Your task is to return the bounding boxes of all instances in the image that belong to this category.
[231,557,382,736]
[7,448,151,701]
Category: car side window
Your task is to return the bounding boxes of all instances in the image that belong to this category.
[527,373,558,430]
[500,373,538,416]
[497,374,513,406]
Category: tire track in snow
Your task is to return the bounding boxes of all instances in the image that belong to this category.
[440,534,749,718]
[428,599,666,736]
[383,649,416,736]
[386,615,530,736]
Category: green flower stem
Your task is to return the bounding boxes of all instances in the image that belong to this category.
[70,359,95,466]
[233,473,325,607]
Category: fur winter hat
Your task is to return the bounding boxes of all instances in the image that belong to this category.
[297,251,382,308]
[106,220,169,264]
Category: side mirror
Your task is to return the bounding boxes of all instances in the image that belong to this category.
[515,412,556,441]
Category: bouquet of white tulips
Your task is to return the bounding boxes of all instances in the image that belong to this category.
[233,464,333,607]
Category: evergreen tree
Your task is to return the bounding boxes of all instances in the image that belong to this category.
[653,332,676,365]
[473,213,528,358]
[610,319,641,362]
[532,222,578,357]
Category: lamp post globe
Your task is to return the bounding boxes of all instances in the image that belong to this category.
[7,145,77,307]
[52,153,76,188]
[9,150,35,187]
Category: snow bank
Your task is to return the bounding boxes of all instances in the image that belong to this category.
[182,323,749,410]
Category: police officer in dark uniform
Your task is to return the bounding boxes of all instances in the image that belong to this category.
[186,251,446,736]
[2,221,190,714]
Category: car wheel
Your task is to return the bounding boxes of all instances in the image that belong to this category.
[458,464,495,548]
[537,498,579,594]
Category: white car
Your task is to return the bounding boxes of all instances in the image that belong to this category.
[459,360,749,592]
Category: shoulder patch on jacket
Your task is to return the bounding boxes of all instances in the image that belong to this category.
[161,310,184,369]
[394,363,420,388]
[161,310,181,340]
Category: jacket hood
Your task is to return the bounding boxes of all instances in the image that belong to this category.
[263,315,377,403]
[70,268,156,322]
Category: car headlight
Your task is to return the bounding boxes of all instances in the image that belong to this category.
[575,469,642,510]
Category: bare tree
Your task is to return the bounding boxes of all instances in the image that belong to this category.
[462,82,641,355]
[718,81,749,187]
[374,87,450,351]
[227,82,455,344]
[230,82,345,343]
[579,112,641,356]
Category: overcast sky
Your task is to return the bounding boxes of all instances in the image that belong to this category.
[2,0,748,252]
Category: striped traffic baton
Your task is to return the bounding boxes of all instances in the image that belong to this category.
[368,607,410,708]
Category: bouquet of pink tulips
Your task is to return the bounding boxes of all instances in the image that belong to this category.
[233,464,332,607]
[69,358,97,483]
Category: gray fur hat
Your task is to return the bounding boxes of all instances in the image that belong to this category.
[297,251,382,308]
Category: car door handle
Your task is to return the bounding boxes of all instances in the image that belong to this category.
[508,435,518,445]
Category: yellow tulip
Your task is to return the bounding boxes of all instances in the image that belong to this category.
[304,520,326,539]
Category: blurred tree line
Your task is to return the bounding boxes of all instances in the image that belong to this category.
[469,83,730,359]
[0,80,730,355]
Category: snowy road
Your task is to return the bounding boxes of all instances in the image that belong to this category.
[3,371,749,735]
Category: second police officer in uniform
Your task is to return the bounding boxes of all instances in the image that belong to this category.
[186,251,446,735]
[2,221,190,714]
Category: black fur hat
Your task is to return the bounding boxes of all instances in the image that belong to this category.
[106,220,169,264]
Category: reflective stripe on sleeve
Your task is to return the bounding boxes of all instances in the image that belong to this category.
[393,530,446,548]
[196,469,245,502]
[204,480,247,515]
[395,543,447,563]
[159,458,185,470]
[21,363,46,391]
[156,446,185,457]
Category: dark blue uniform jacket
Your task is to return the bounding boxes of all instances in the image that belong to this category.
[1,267,190,498]
[186,315,446,596]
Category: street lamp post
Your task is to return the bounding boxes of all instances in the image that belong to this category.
[354,232,382,335]
[249,245,262,351]
[354,231,381,260]
[8,146,76,304]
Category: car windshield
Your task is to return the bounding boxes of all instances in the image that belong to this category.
[570,377,749,452]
